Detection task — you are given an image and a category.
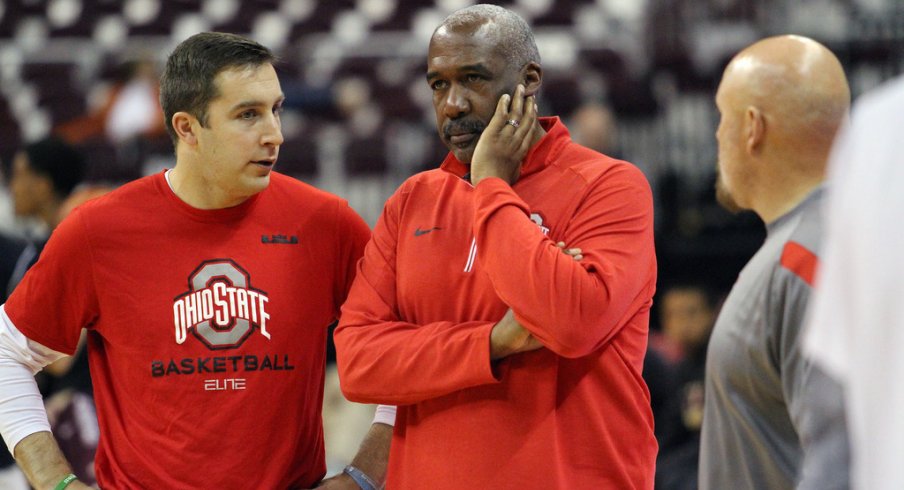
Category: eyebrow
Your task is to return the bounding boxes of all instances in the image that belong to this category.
[229,94,286,112]
[426,63,492,81]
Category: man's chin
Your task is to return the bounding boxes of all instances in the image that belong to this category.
[243,172,271,194]
[450,147,475,165]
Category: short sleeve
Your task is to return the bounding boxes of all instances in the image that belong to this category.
[4,210,99,354]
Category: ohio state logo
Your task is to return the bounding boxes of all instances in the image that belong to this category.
[173,259,271,350]
[531,212,550,235]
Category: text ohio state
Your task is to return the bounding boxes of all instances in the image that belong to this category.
[173,282,270,343]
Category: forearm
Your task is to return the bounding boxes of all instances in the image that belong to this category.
[0,306,68,457]
[348,422,393,487]
[317,421,392,490]
[335,315,499,404]
[336,193,501,404]
[13,432,79,490]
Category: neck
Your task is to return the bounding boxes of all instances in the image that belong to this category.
[754,175,823,224]
[168,152,251,209]
[529,122,547,150]
[168,158,248,210]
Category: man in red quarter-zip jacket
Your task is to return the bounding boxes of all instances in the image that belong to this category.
[335,4,657,489]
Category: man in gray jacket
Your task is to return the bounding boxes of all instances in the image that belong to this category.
[699,35,851,490]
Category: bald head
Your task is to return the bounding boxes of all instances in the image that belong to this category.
[720,35,850,159]
[715,35,850,222]
[433,4,540,71]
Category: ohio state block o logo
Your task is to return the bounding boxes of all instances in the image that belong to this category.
[173,259,271,350]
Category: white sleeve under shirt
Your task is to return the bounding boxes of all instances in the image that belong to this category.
[0,304,67,455]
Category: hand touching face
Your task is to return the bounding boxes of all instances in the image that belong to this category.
[468,84,538,186]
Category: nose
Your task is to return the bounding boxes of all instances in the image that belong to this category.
[262,112,284,147]
[443,85,469,119]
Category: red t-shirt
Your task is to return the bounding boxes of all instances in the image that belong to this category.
[336,118,658,489]
[6,171,370,489]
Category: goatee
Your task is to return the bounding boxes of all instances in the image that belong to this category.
[715,172,742,214]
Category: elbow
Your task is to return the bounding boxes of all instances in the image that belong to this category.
[533,307,612,359]
[337,359,417,405]
[333,328,373,403]
[339,383,374,404]
[542,320,608,359]
[335,356,379,404]
[546,332,601,358]
[334,331,397,404]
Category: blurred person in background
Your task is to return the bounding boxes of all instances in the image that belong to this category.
[650,282,718,365]
[0,162,19,236]
[804,75,904,490]
[55,58,168,182]
[8,137,86,240]
[653,283,719,490]
[3,137,87,302]
[699,35,851,490]
[55,59,165,146]
[0,137,87,488]
[568,100,620,156]
[335,4,657,489]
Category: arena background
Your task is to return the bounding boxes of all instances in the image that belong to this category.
[0,0,902,477]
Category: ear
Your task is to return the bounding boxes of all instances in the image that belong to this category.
[171,112,199,147]
[521,61,542,97]
[745,106,765,155]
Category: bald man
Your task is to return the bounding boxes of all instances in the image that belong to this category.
[699,35,851,489]
[334,4,657,489]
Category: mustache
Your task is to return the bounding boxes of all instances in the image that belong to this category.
[443,119,485,140]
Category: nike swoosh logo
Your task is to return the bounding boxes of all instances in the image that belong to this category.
[414,227,442,237]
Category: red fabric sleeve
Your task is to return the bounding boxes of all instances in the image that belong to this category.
[5,210,99,354]
[332,201,372,313]
[473,166,655,358]
[335,188,499,405]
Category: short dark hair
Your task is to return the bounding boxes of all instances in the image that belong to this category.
[22,136,85,198]
[159,32,276,146]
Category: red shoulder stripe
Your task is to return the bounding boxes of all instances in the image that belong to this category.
[780,241,819,286]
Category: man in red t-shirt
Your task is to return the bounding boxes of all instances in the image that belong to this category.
[334,5,657,489]
[0,32,373,489]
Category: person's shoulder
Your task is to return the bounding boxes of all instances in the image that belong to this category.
[402,168,448,190]
[786,188,826,252]
[555,144,653,203]
[774,190,826,288]
[559,142,649,186]
[267,172,347,204]
[71,174,158,217]
[265,172,368,215]
[265,173,368,228]
[380,168,450,205]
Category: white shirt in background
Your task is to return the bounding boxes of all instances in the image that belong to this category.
[805,75,904,490]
